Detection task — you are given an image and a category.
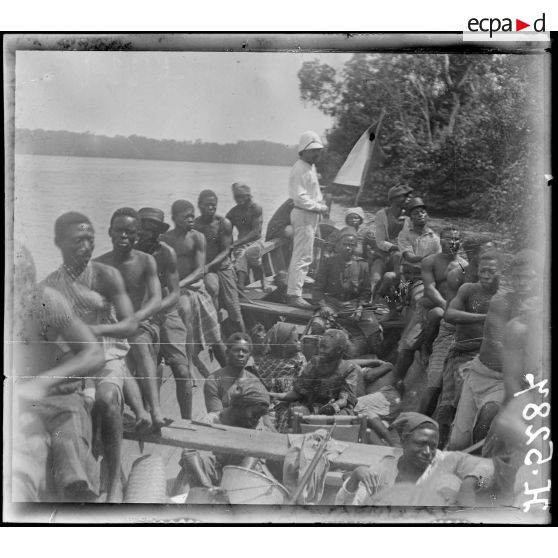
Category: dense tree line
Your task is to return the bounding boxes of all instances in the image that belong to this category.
[15,128,298,167]
[299,53,547,248]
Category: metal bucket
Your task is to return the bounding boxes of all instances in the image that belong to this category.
[220,466,289,505]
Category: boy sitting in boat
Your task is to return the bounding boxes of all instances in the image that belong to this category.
[269,329,359,418]
[226,182,268,292]
[309,226,383,358]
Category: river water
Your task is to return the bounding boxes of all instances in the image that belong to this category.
[13,154,353,280]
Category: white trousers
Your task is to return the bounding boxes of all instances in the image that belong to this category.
[287,207,319,296]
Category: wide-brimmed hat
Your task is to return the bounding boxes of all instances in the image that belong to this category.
[298,131,324,153]
[388,184,413,200]
[138,207,170,232]
[406,197,427,213]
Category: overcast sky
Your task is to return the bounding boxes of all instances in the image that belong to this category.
[15,50,352,145]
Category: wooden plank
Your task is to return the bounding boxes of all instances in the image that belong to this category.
[124,419,402,469]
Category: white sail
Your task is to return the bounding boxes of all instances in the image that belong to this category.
[333,123,377,188]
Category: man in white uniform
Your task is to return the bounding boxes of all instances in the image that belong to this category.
[286,131,329,309]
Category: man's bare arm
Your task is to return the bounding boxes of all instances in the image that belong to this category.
[233,207,263,247]
[422,256,446,309]
[134,253,162,322]
[445,283,487,324]
[179,233,206,287]
[502,319,527,403]
[205,218,233,272]
[159,245,180,314]
[90,265,138,338]
[22,317,105,400]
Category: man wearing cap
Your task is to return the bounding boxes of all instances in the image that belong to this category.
[225,182,267,292]
[286,131,330,310]
[175,376,275,493]
[135,208,194,420]
[388,198,441,389]
[162,199,227,374]
[310,227,383,357]
[368,184,412,299]
[335,412,494,506]
[194,189,245,334]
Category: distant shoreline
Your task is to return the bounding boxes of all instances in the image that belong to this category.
[15,151,293,169]
[15,128,297,168]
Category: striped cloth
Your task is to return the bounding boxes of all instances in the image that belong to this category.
[42,263,129,360]
[177,285,222,350]
[426,320,456,389]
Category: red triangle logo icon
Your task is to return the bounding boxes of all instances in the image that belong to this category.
[516,19,530,31]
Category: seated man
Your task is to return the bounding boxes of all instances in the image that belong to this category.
[270,329,359,418]
[352,359,401,446]
[335,412,495,506]
[448,249,543,451]
[226,182,267,291]
[135,207,194,420]
[389,199,444,390]
[44,211,148,502]
[175,379,275,492]
[437,249,502,447]
[96,208,164,429]
[415,225,467,414]
[482,296,549,506]
[12,245,105,502]
[204,332,266,413]
[194,189,245,334]
[310,227,383,358]
[368,184,412,299]
[162,199,227,376]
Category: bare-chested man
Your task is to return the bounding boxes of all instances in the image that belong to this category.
[135,207,194,419]
[482,296,549,505]
[392,224,459,391]
[434,249,502,447]
[225,182,268,292]
[44,211,150,502]
[194,189,245,334]
[162,200,227,376]
[416,226,467,413]
[448,249,543,451]
[96,207,165,430]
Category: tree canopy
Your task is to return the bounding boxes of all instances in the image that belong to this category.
[298,53,547,248]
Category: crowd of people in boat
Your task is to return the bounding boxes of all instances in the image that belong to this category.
[11,130,547,507]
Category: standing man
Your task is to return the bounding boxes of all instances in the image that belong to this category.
[225,182,266,291]
[135,207,194,420]
[96,208,165,430]
[44,211,149,502]
[448,249,543,451]
[194,189,245,334]
[286,131,329,309]
[162,199,227,373]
